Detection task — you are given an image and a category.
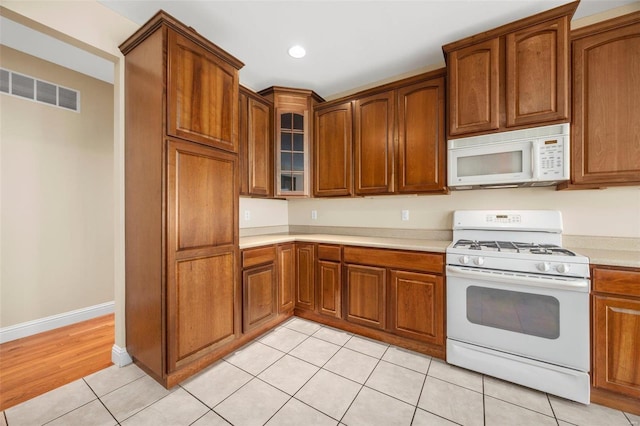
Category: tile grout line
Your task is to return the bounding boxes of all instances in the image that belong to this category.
[262,323,365,424]
[211,322,348,425]
[546,391,561,426]
[482,374,486,426]
[337,343,390,424]
[279,325,355,423]
[409,357,431,425]
[179,381,234,426]
[252,321,350,425]
[83,377,122,426]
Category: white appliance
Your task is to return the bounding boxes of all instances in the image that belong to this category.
[447,123,569,189]
[446,210,591,404]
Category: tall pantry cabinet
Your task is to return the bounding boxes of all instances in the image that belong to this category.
[120,11,243,387]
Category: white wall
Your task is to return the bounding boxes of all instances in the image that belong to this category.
[239,197,289,229]
[0,46,115,327]
[288,186,640,238]
[1,0,138,351]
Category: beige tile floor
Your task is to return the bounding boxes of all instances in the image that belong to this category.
[3,317,639,426]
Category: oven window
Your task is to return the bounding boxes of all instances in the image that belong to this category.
[457,151,523,177]
[466,286,560,339]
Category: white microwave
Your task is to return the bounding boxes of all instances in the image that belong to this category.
[447,123,570,189]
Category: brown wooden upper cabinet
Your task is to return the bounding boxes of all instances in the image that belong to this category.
[505,17,570,127]
[239,86,273,197]
[259,87,324,198]
[314,70,447,197]
[314,101,354,197]
[355,92,395,194]
[443,1,577,138]
[396,76,446,193]
[167,30,240,153]
[567,12,640,188]
[447,38,500,136]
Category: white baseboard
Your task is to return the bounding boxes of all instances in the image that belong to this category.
[0,301,115,344]
[111,344,132,367]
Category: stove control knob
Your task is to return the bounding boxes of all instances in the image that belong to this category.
[537,262,551,272]
[473,257,485,266]
[459,255,470,265]
[556,264,570,274]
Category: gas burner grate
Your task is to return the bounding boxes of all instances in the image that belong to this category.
[452,240,575,256]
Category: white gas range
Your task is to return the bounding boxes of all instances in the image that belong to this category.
[446,210,591,404]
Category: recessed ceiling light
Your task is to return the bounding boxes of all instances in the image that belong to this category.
[288,45,306,59]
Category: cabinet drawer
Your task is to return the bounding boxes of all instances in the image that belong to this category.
[343,246,443,274]
[242,245,276,268]
[318,244,342,262]
[593,268,640,298]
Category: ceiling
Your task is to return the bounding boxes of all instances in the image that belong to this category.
[98,0,637,99]
[0,16,115,84]
[2,1,637,98]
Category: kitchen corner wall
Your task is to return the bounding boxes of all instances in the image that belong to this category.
[240,197,289,230]
[0,46,115,328]
[286,186,640,239]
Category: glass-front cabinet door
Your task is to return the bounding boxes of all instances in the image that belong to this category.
[276,109,309,196]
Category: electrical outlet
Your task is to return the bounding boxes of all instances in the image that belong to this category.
[401,210,409,221]
[311,210,318,220]
[244,210,251,221]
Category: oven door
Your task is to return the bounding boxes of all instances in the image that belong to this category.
[446,265,589,372]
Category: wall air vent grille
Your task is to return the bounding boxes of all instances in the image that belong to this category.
[0,68,80,112]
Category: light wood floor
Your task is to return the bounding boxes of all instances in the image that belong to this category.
[0,314,114,411]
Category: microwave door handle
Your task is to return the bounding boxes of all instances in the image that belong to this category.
[531,141,539,179]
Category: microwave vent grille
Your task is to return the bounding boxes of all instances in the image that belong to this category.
[448,123,569,149]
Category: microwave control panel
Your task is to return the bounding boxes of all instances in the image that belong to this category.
[537,138,565,177]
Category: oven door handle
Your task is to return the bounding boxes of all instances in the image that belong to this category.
[446,265,590,292]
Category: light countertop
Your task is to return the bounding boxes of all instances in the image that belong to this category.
[240,234,640,269]
[240,234,451,253]
[568,247,640,269]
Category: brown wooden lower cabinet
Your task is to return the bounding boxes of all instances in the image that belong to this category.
[345,264,387,329]
[242,264,277,332]
[295,243,316,310]
[591,266,640,414]
[389,270,444,346]
[317,260,342,318]
[277,243,295,313]
[241,246,278,333]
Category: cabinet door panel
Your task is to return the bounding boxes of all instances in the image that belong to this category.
[448,38,500,136]
[167,31,238,152]
[593,295,640,398]
[170,252,236,369]
[243,264,277,332]
[506,17,569,127]
[314,102,353,197]
[572,22,640,185]
[355,92,394,194]
[389,270,443,345]
[317,260,341,318]
[397,77,446,193]
[296,243,316,310]
[238,91,249,195]
[167,140,238,371]
[248,98,273,196]
[345,265,386,329]
[278,244,295,312]
[169,141,236,252]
